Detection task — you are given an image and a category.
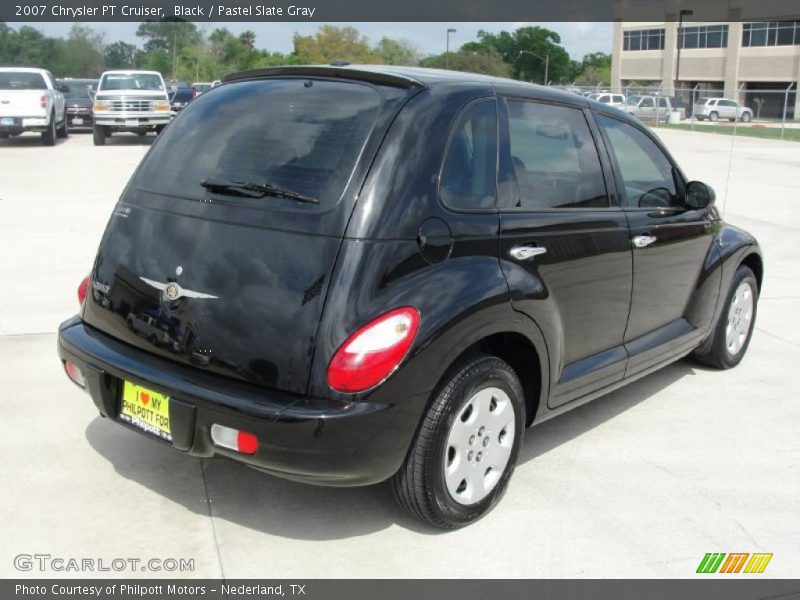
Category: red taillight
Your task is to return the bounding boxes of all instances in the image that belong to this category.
[64,360,86,387]
[40,95,47,108]
[77,275,90,306]
[327,307,420,393]
[210,424,258,455]
[191,88,197,98]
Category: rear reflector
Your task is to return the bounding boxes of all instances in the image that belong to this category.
[210,424,258,455]
[64,360,86,388]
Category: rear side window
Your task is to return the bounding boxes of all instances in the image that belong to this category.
[132,78,384,211]
[0,71,47,90]
[506,100,609,210]
[440,99,498,210]
[596,114,680,209]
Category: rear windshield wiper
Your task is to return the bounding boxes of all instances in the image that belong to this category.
[200,179,318,204]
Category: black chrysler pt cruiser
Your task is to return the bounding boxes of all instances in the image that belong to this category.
[58,66,763,529]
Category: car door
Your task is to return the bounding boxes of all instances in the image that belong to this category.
[595,112,719,377]
[497,98,633,408]
[719,99,736,119]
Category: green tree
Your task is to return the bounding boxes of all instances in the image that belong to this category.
[1,25,60,71]
[57,24,104,77]
[473,27,576,83]
[574,52,611,85]
[136,18,201,78]
[421,47,510,77]
[104,41,139,69]
[375,37,420,66]
[293,25,380,64]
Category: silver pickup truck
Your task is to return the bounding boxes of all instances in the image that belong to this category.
[92,70,172,145]
[0,67,68,145]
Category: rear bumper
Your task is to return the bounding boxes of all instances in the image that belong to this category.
[0,115,51,132]
[58,317,421,486]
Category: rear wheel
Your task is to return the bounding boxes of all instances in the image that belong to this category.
[41,114,56,146]
[57,113,69,138]
[155,125,166,135]
[92,125,106,146]
[694,265,758,369]
[392,354,525,529]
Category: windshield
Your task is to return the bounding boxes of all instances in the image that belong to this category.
[194,83,211,92]
[99,73,164,92]
[696,97,713,104]
[132,78,384,211]
[61,81,96,99]
[0,71,47,90]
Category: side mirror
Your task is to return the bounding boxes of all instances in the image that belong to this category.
[685,181,716,210]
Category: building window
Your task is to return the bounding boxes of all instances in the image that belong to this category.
[623,28,665,51]
[743,21,800,47]
[679,25,729,48]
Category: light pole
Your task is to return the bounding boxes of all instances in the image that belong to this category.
[675,9,693,95]
[519,50,549,85]
[446,28,456,69]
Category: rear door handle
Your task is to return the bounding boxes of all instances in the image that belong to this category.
[632,234,657,248]
[509,245,547,261]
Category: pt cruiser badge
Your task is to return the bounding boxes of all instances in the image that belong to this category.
[139,277,218,301]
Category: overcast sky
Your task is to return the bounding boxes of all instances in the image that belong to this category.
[17,21,612,60]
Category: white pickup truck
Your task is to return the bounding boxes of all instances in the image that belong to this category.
[92,70,172,145]
[0,67,69,145]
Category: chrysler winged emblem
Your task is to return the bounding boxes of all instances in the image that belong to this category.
[140,277,218,300]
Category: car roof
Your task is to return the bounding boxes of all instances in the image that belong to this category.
[224,64,615,112]
[101,70,163,76]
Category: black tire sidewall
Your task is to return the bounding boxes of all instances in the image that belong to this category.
[426,358,525,526]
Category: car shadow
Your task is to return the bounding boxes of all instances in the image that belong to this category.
[102,134,156,146]
[84,358,704,541]
[0,133,70,147]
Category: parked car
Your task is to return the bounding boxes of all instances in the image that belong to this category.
[626,94,676,120]
[166,80,196,114]
[0,67,68,145]
[693,97,753,122]
[59,65,763,529]
[58,78,97,129]
[192,82,213,94]
[587,92,626,109]
[92,70,172,145]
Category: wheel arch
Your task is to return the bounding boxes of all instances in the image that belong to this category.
[740,252,763,292]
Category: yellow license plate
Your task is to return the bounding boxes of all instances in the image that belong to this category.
[119,381,171,442]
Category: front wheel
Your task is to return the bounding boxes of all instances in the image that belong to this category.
[709,111,719,122]
[741,112,752,123]
[92,125,106,146]
[392,354,525,529]
[694,265,758,369]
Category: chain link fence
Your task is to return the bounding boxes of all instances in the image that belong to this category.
[550,84,799,140]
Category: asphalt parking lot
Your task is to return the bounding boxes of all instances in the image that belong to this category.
[1,129,798,578]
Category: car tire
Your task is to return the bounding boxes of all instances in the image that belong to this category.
[392,353,525,529]
[155,125,166,135]
[742,112,752,123]
[57,113,69,139]
[694,265,758,369]
[93,125,106,146]
[709,111,719,122]
[41,114,56,146]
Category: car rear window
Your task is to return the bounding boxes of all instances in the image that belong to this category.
[0,71,47,90]
[132,78,384,211]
